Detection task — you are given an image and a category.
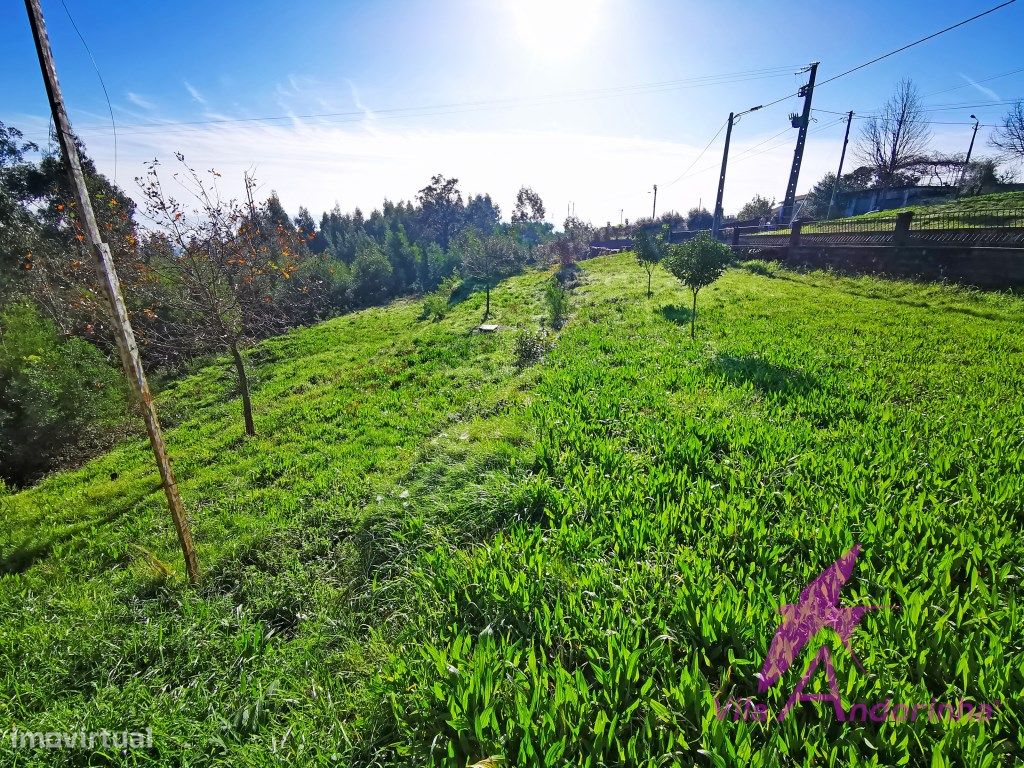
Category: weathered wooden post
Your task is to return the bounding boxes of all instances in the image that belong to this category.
[894,211,914,246]
[732,226,741,246]
[25,0,199,583]
[789,220,803,249]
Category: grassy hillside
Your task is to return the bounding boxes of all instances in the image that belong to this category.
[835,189,1024,223]
[2,255,1023,767]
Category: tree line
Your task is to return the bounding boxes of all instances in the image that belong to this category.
[0,120,560,485]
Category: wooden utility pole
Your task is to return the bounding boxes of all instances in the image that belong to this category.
[651,184,658,219]
[826,110,855,219]
[958,116,980,188]
[712,112,735,237]
[24,0,199,584]
[780,62,819,224]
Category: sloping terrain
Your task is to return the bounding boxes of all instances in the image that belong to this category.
[838,189,1024,221]
[2,254,1023,767]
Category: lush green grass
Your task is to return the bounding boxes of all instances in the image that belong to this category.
[843,190,1024,220]
[752,190,1024,235]
[2,255,1023,766]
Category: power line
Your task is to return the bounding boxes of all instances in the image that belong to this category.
[666,3,1017,204]
[923,66,1024,98]
[58,0,117,182]
[813,107,998,126]
[670,117,847,187]
[749,1,1018,114]
[730,125,792,159]
[76,66,801,135]
[663,120,729,188]
[815,0,1018,90]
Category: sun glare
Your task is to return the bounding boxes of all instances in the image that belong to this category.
[506,0,604,59]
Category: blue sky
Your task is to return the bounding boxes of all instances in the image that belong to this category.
[2,0,1022,224]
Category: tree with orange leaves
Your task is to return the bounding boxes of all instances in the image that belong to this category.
[136,154,310,436]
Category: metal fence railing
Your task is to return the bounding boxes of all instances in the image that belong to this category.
[910,208,1024,231]
[594,209,1024,251]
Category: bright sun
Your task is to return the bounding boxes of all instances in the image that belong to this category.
[506,0,604,59]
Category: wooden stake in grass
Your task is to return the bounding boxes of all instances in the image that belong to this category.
[24,0,199,584]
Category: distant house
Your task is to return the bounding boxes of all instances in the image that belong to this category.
[830,186,952,217]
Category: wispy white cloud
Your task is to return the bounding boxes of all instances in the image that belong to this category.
[125,92,156,111]
[346,79,376,123]
[960,74,1000,102]
[44,70,991,226]
[70,115,856,224]
[183,81,207,106]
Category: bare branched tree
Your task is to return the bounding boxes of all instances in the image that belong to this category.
[136,154,305,436]
[857,79,932,188]
[910,153,965,187]
[991,101,1024,161]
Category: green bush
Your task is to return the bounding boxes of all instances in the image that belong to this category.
[544,278,569,329]
[350,241,394,306]
[512,329,551,367]
[741,258,779,278]
[0,301,128,485]
[421,275,461,321]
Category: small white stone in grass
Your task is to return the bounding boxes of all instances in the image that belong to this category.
[375,494,383,502]
[399,489,409,499]
[459,432,469,441]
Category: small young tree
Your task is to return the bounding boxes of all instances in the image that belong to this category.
[661,232,731,339]
[633,225,665,298]
[460,231,523,319]
[137,155,306,436]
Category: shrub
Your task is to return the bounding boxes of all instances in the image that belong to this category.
[350,241,394,306]
[544,278,569,329]
[633,226,666,298]
[0,301,128,485]
[512,329,551,368]
[421,275,461,321]
[741,259,778,278]
[661,232,732,339]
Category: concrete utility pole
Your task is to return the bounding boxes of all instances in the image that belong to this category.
[826,110,855,219]
[651,184,658,219]
[959,115,980,187]
[780,62,819,224]
[24,0,199,584]
[712,112,735,237]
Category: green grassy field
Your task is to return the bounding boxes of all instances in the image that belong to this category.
[751,190,1024,235]
[841,190,1024,220]
[2,254,1023,767]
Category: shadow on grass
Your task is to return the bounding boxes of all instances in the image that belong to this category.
[660,304,694,326]
[0,496,143,575]
[833,287,1008,321]
[708,354,817,397]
